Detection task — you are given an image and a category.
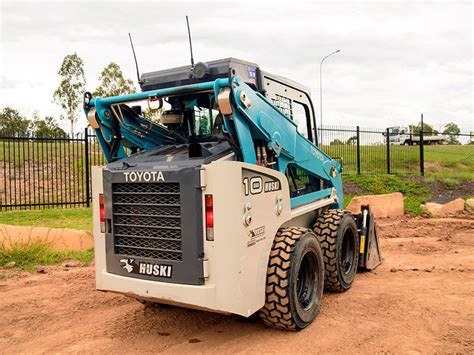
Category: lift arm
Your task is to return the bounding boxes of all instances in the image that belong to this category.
[214,76,343,208]
[83,80,228,162]
[83,76,343,208]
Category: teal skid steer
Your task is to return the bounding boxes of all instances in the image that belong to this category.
[84,58,382,331]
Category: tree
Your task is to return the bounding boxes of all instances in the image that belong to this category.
[143,107,162,123]
[346,135,357,146]
[32,114,67,138]
[442,122,461,145]
[0,107,30,136]
[330,138,345,145]
[53,53,86,137]
[197,115,210,135]
[93,62,136,97]
[409,122,438,136]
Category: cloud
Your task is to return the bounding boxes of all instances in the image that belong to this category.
[0,0,472,134]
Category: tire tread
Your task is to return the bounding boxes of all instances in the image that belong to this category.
[259,227,307,330]
[312,209,347,292]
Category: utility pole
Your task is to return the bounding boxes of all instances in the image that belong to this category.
[319,49,340,146]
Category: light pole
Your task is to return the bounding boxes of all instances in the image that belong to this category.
[319,49,340,146]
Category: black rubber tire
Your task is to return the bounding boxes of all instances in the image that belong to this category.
[313,209,359,292]
[259,227,324,331]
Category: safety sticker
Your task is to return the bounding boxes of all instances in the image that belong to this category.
[248,226,265,247]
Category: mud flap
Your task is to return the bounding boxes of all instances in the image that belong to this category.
[357,205,382,270]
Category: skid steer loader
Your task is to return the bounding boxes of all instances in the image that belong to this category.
[84,58,382,331]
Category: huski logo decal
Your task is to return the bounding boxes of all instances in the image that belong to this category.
[119,258,173,278]
[120,258,135,273]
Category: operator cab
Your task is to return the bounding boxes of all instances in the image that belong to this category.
[86,58,318,167]
[140,58,318,144]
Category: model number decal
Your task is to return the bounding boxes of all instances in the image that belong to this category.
[242,169,282,196]
[243,176,262,195]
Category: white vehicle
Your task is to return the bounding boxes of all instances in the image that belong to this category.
[85,58,382,331]
[384,125,446,145]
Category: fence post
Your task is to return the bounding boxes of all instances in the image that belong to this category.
[420,114,424,176]
[84,128,90,207]
[386,127,391,174]
[356,126,361,175]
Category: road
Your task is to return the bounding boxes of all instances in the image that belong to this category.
[1,216,473,353]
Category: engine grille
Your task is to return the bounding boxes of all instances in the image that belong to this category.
[112,182,182,262]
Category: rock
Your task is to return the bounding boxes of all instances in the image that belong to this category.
[466,198,474,213]
[346,192,404,218]
[37,268,47,274]
[61,260,81,268]
[423,202,442,215]
[422,198,465,217]
[5,261,16,268]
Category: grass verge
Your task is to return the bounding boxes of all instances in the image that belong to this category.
[0,243,94,271]
[343,174,431,216]
[0,207,92,233]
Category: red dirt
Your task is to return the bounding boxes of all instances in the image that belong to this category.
[1,216,473,353]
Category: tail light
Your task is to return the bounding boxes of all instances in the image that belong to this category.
[205,194,214,241]
[99,193,105,233]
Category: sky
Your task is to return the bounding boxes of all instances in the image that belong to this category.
[0,0,473,135]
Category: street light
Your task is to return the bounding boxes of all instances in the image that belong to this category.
[319,49,340,146]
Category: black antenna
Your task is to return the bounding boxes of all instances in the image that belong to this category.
[186,16,195,68]
[128,33,141,84]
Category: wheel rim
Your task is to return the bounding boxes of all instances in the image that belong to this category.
[340,227,356,274]
[296,251,318,310]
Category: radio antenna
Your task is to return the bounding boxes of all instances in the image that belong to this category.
[186,16,195,68]
[128,33,141,84]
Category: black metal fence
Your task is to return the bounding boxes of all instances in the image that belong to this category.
[0,129,104,210]
[0,126,472,210]
[318,125,473,176]
[318,125,418,175]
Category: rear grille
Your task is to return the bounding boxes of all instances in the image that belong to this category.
[112,182,182,262]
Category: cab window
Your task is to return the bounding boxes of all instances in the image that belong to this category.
[285,164,320,198]
[292,101,311,140]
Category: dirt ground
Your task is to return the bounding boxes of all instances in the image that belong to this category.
[1,216,473,353]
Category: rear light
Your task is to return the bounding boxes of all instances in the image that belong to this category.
[205,194,214,241]
[99,193,105,233]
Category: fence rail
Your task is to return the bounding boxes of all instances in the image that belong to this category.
[0,125,472,210]
[0,128,104,210]
[318,125,420,175]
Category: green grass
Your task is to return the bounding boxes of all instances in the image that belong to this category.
[423,145,474,186]
[0,141,104,166]
[0,207,92,233]
[0,207,93,272]
[343,194,356,209]
[0,243,94,271]
[323,144,474,176]
[343,175,431,216]
[424,145,474,165]
[324,144,420,174]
